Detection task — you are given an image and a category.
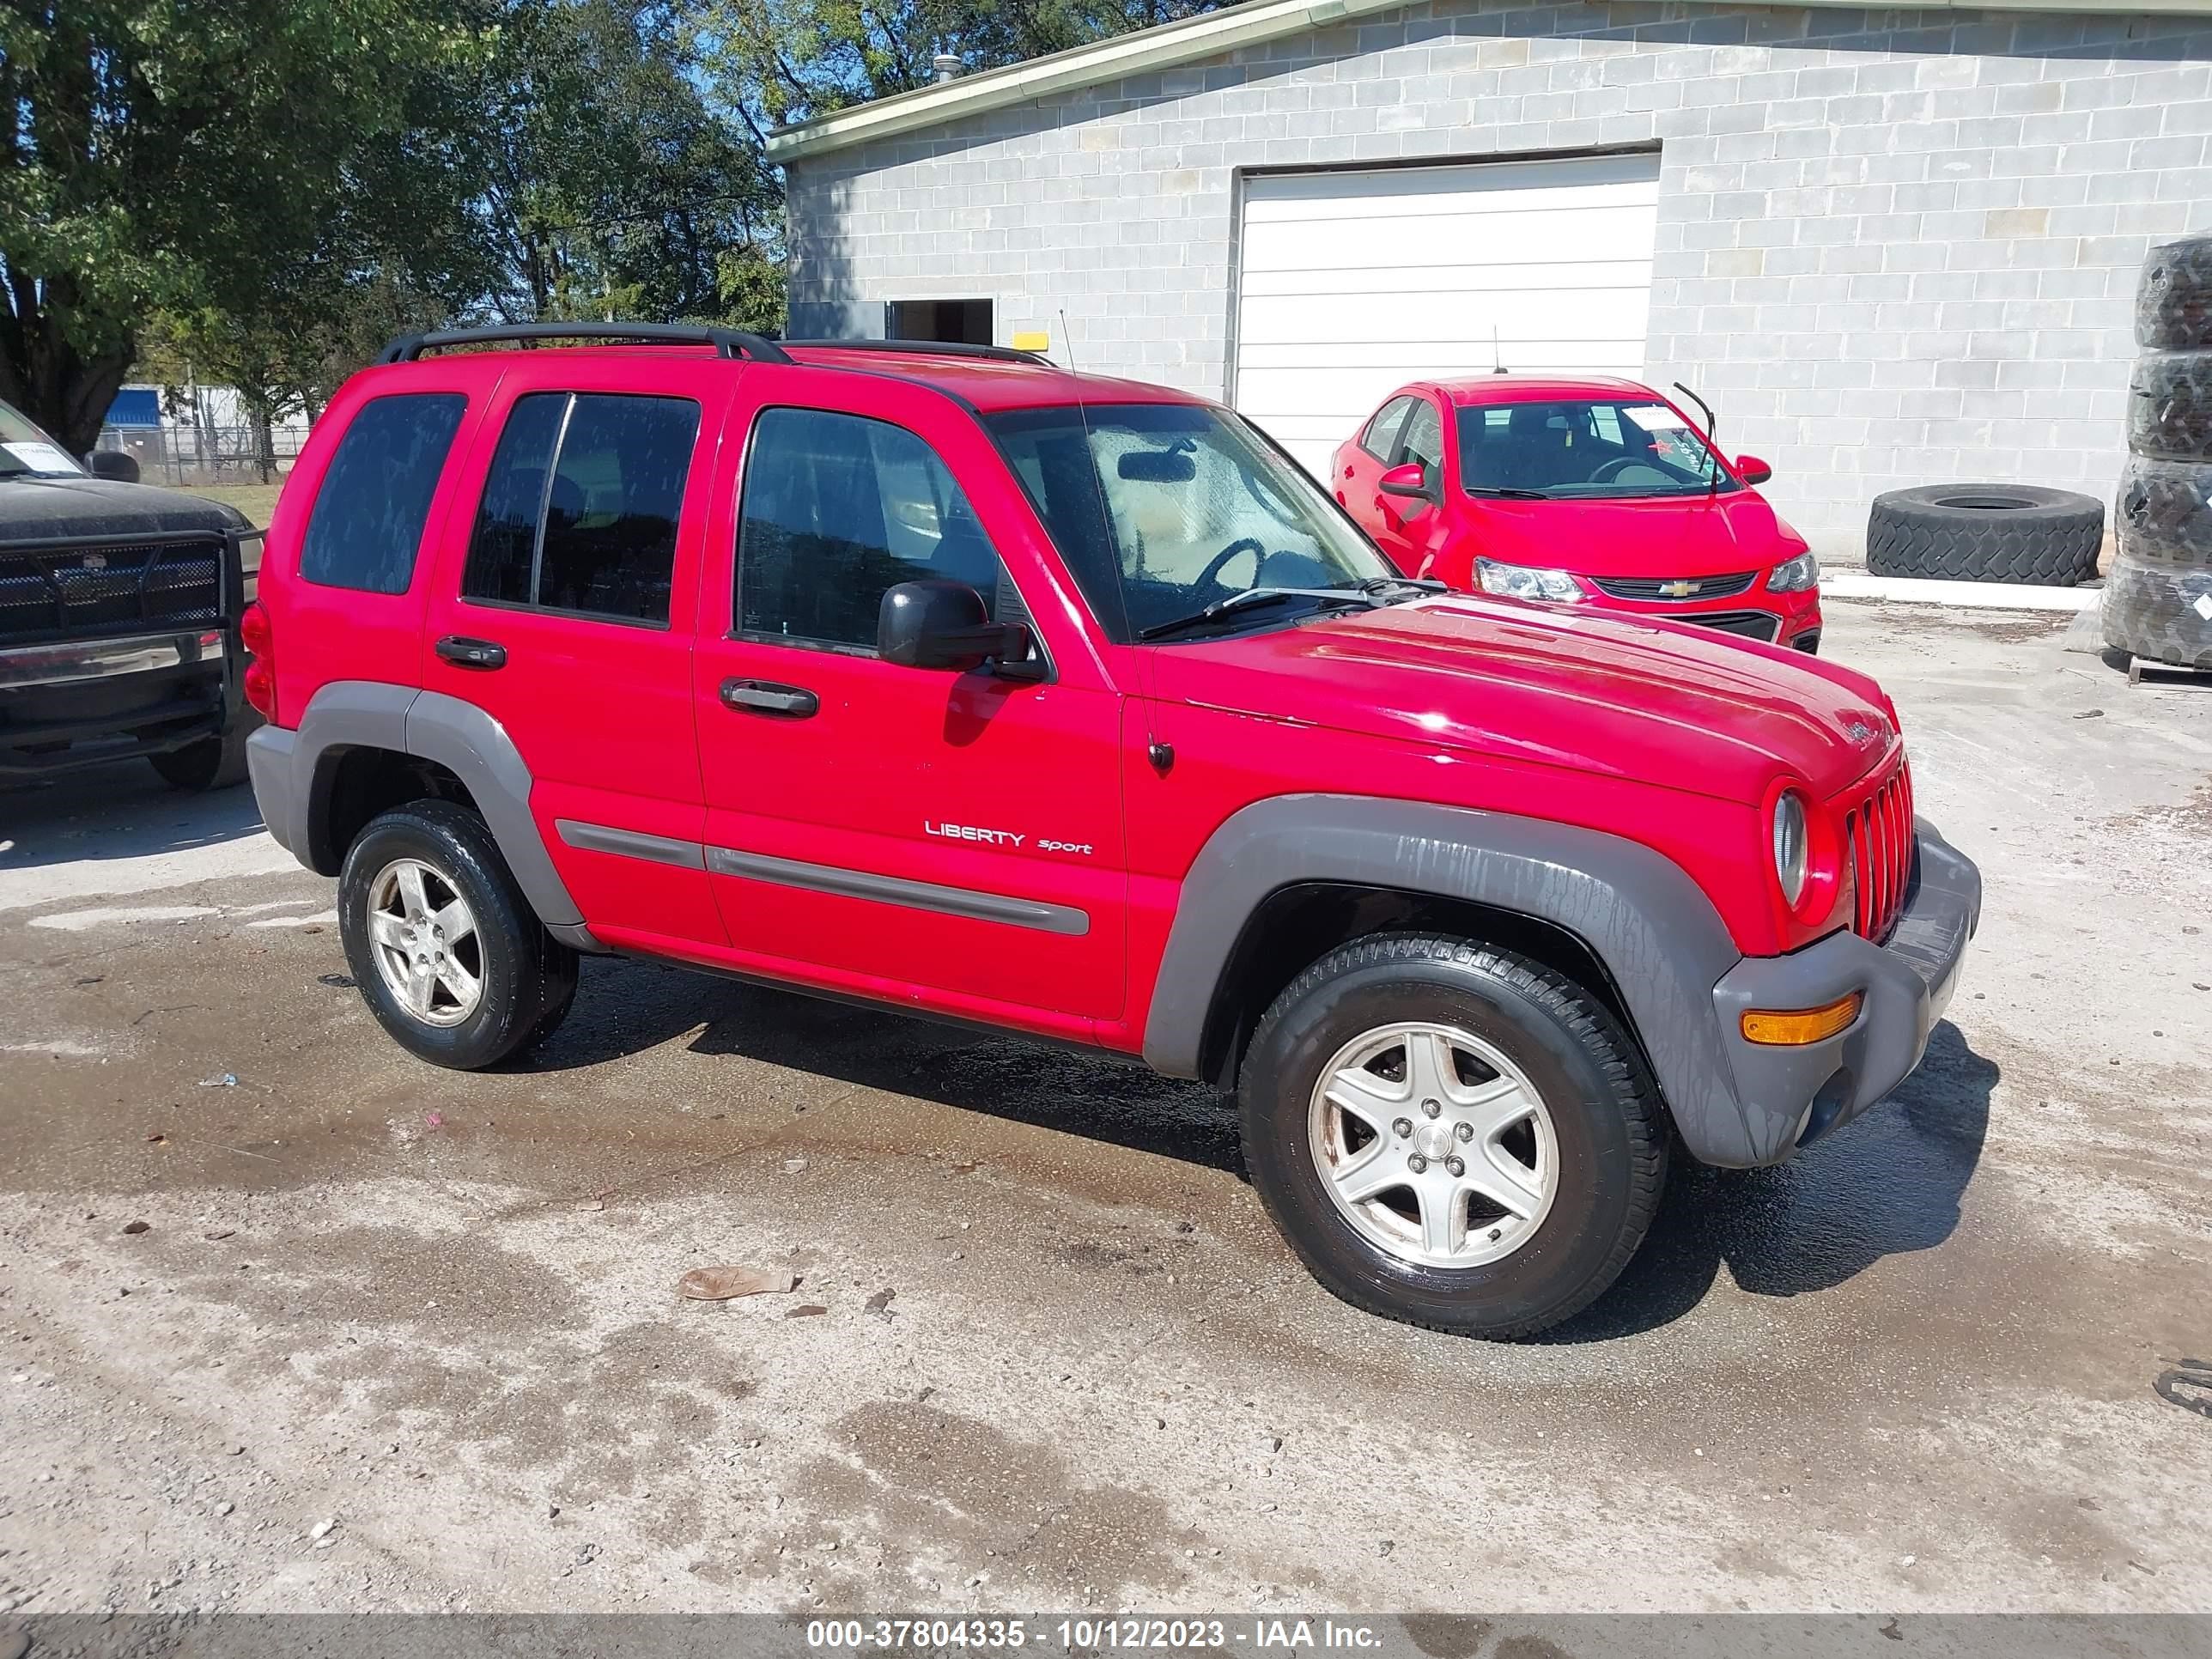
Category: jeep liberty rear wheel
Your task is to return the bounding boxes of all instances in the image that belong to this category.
[1237,935,1667,1340]
[337,800,579,1069]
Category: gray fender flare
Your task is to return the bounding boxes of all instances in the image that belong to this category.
[253,680,587,933]
[1139,793,1759,1164]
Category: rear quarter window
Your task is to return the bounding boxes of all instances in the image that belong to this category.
[299,393,469,594]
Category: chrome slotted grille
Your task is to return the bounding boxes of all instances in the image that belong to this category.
[1841,756,1914,943]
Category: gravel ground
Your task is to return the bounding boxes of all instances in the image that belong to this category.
[0,601,2207,1619]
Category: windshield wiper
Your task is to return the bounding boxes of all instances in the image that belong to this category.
[1466,485,1552,500]
[1358,575,1448,601]
[1137,586,1376,641]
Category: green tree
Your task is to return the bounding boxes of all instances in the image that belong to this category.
[707,0,1235,125]
[0,0,483,453]
[471,0,783,331]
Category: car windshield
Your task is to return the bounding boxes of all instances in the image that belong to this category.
[985,402,1399,641]
[0,399,86,479]
[1457,398,1741,500]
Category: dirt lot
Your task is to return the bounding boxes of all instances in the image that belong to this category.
[1,602,2208,1619]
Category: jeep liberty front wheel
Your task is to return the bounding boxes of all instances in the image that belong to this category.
[337,800,578,1069]
[1238,935,1667,1340]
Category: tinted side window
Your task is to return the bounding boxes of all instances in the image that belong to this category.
[462,392,700,625]
[463,393,565,606]
[737,407,1000,651]
[1360,397,1414,459]
[300,393,466,594]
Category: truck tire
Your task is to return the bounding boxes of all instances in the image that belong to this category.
[149,712,258,792]
[2116,455,2212,567]
[1866,485,2103,586]
[2101,552,2212,670]
[2136,235,2212,351]
[2127,349,2212,465]
[337,799,580,1069]
[1236,934,1667,1340]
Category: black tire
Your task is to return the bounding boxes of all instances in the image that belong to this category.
[2102,552,2212,670]
[2116,455,2212,568]
[337,799,580,1069]
[2127,349,2212,465]
[1237,934,1668,1340]
[2136,235,2212,352]
[1866,484,2103,586]
[148,712,258,792]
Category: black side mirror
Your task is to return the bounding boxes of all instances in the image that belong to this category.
[878,580,1032,673]
[85,449,140,483]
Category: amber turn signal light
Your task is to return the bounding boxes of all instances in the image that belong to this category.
[1740,993,1862,1046]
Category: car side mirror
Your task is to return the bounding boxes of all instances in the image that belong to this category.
[878,579,1032,674]
[85,449,140,483]
[1377,461,1437,512]
[1735,454,1773,486]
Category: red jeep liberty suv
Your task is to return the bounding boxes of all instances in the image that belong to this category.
[244,325,1979,1339]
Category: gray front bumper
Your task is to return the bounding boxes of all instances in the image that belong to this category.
[1692,818,1982,1167]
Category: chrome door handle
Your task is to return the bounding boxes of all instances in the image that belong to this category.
[719,678,817,718]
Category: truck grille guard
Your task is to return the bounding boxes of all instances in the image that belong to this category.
[0,526,260,649]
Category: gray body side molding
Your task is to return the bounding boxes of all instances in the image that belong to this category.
[1140,794,1754,1159]
[247,680,597,946]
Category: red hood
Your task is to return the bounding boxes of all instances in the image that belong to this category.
[1152,594,1894,804]
[1460,488,1805,577]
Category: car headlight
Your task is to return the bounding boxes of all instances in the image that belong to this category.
[1768,550,1820,592]
[1476,558,1584,603]
[1772,790,1809,908]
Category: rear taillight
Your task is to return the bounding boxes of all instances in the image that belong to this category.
[240,601,278,726]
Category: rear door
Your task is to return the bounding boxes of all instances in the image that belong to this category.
[691,368,1127,1030]
[421,359,735,947]
[273,379,481,713]
[1338,394,1413,530]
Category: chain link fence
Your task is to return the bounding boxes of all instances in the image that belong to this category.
[94,422,312,488]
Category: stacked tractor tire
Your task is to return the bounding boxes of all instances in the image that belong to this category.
[2111,235,2212,669]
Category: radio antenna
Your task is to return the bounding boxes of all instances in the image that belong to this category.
[1059,307,1077,374]
[1492,325,1506,374]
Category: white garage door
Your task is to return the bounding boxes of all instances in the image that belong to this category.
[1232,152,1662,477]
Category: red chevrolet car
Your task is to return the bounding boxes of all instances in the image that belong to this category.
[1334,375,1823,653]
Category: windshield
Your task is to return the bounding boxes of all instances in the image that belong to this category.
[0,400,86,479]
[1457,398,1741,501]
[985,402,1398,641]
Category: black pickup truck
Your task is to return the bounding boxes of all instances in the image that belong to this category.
[1,398,261,789]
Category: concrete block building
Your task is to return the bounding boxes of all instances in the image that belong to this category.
[770,0,2212,552]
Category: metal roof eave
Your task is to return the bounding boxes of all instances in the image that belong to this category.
[763,0,2205,164]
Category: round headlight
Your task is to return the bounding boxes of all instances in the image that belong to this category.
[1772,790,1809,908]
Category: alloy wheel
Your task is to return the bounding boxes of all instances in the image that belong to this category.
[1306,1020,1559,1268]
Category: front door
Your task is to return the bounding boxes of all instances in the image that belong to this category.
[691,368,1126,1032]
[1375,394,1455,582]
[420,362,734,946]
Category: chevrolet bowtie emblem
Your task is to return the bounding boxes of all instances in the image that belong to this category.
[1658,579,1700,597]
